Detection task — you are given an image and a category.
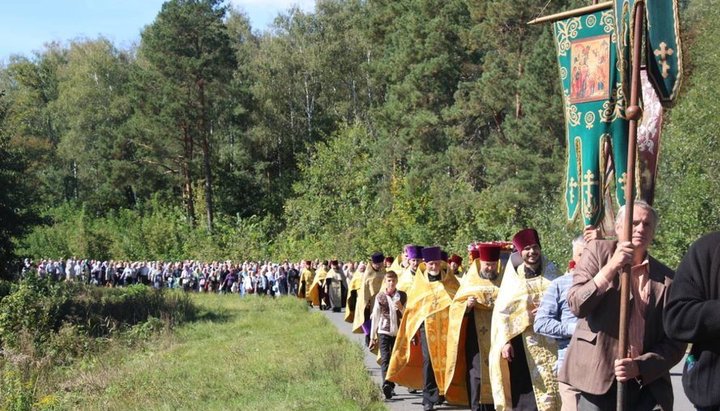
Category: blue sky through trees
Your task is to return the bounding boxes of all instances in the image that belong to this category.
[0,0,316,61]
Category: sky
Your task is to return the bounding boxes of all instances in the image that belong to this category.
[0,0,316,62]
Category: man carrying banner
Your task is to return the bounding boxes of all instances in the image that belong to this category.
[445,243,504,411]
[387,246,461,411]
[559,201,685,410]
[489,228,560,411]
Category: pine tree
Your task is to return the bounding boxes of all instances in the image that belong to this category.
[137,0,236,230]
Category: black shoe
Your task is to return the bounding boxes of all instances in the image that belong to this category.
[437,395,445,405]
[382,384,393,399]
[409,389,418,394]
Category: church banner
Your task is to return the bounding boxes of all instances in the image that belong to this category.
[638,68,663,205]
[645,0,683,106]
[615,0,683,107]
[554,8,629,226]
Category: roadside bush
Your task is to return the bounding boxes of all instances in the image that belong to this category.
[0,274,196,358]
[0,274,198,410]
[0,274,73,353]
[0,280,11,300]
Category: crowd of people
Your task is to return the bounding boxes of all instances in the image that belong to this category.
[22,258,307,296]
[321,201,716,411]
[19,201,720,411]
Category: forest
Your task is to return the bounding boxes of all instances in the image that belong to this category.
[1,0,718,277]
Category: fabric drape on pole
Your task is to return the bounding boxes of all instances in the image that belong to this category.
[554,8,629,226]
[638,68,664,205]
[616,0,683,108]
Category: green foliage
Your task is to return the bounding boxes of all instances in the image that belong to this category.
[0,365,36,411]
[0,274,197,410]
[0,280,11,300]
[280,122,382,259]
[136,0,238,229]
[18,199,278,262]
[2,0,718,270]
[653,0,720,266]
[1,47,69,205]
[0,274,195,352]
[0,272,73,351]
[52,39,137,213]
[0,91,38,279]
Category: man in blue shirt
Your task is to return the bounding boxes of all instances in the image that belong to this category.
[534,233,589,411]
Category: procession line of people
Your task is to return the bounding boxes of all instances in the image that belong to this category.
[307,201,711,411]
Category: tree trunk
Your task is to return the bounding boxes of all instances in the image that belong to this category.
[198,79,214,233]
[516,44,524,119]
[202,133,213,233]
[304,73,314,142]
[182,124,196,227]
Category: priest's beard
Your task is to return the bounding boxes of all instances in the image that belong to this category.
[480,269,498,281]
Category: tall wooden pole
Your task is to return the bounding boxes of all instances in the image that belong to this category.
[617,2,645,410]
[527,2,612,25]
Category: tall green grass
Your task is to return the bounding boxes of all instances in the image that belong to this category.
[0,275,197,411]
[55,295,385,411]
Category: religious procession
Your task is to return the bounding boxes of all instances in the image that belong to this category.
[298,206,697,411]
[3,0,720,408]
[292,0,716,410]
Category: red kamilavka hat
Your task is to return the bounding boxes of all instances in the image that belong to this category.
[512,228,541,251]
[478,243,502,262]
[449,254,463,265]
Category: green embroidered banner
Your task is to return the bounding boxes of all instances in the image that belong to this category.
[554,9,629,226]
[646,0,683,106]
[615,0,683,107]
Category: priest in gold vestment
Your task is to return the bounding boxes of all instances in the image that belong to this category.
[352,252,386,346]
[489,229,560,411]
[297,260,315,305]
[387,246,460,411]
[397,245,423,293]
[308,261,329,309]
[324,260,347,312]
[344,262,365,323]
[445,243,504,411]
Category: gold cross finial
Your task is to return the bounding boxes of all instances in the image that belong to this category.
[654,42,674,79]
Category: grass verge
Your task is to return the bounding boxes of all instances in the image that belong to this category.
[54,295,385,411]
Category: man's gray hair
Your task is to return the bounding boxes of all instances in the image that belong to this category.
[572,235,585,247]
[615,200,658,230]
